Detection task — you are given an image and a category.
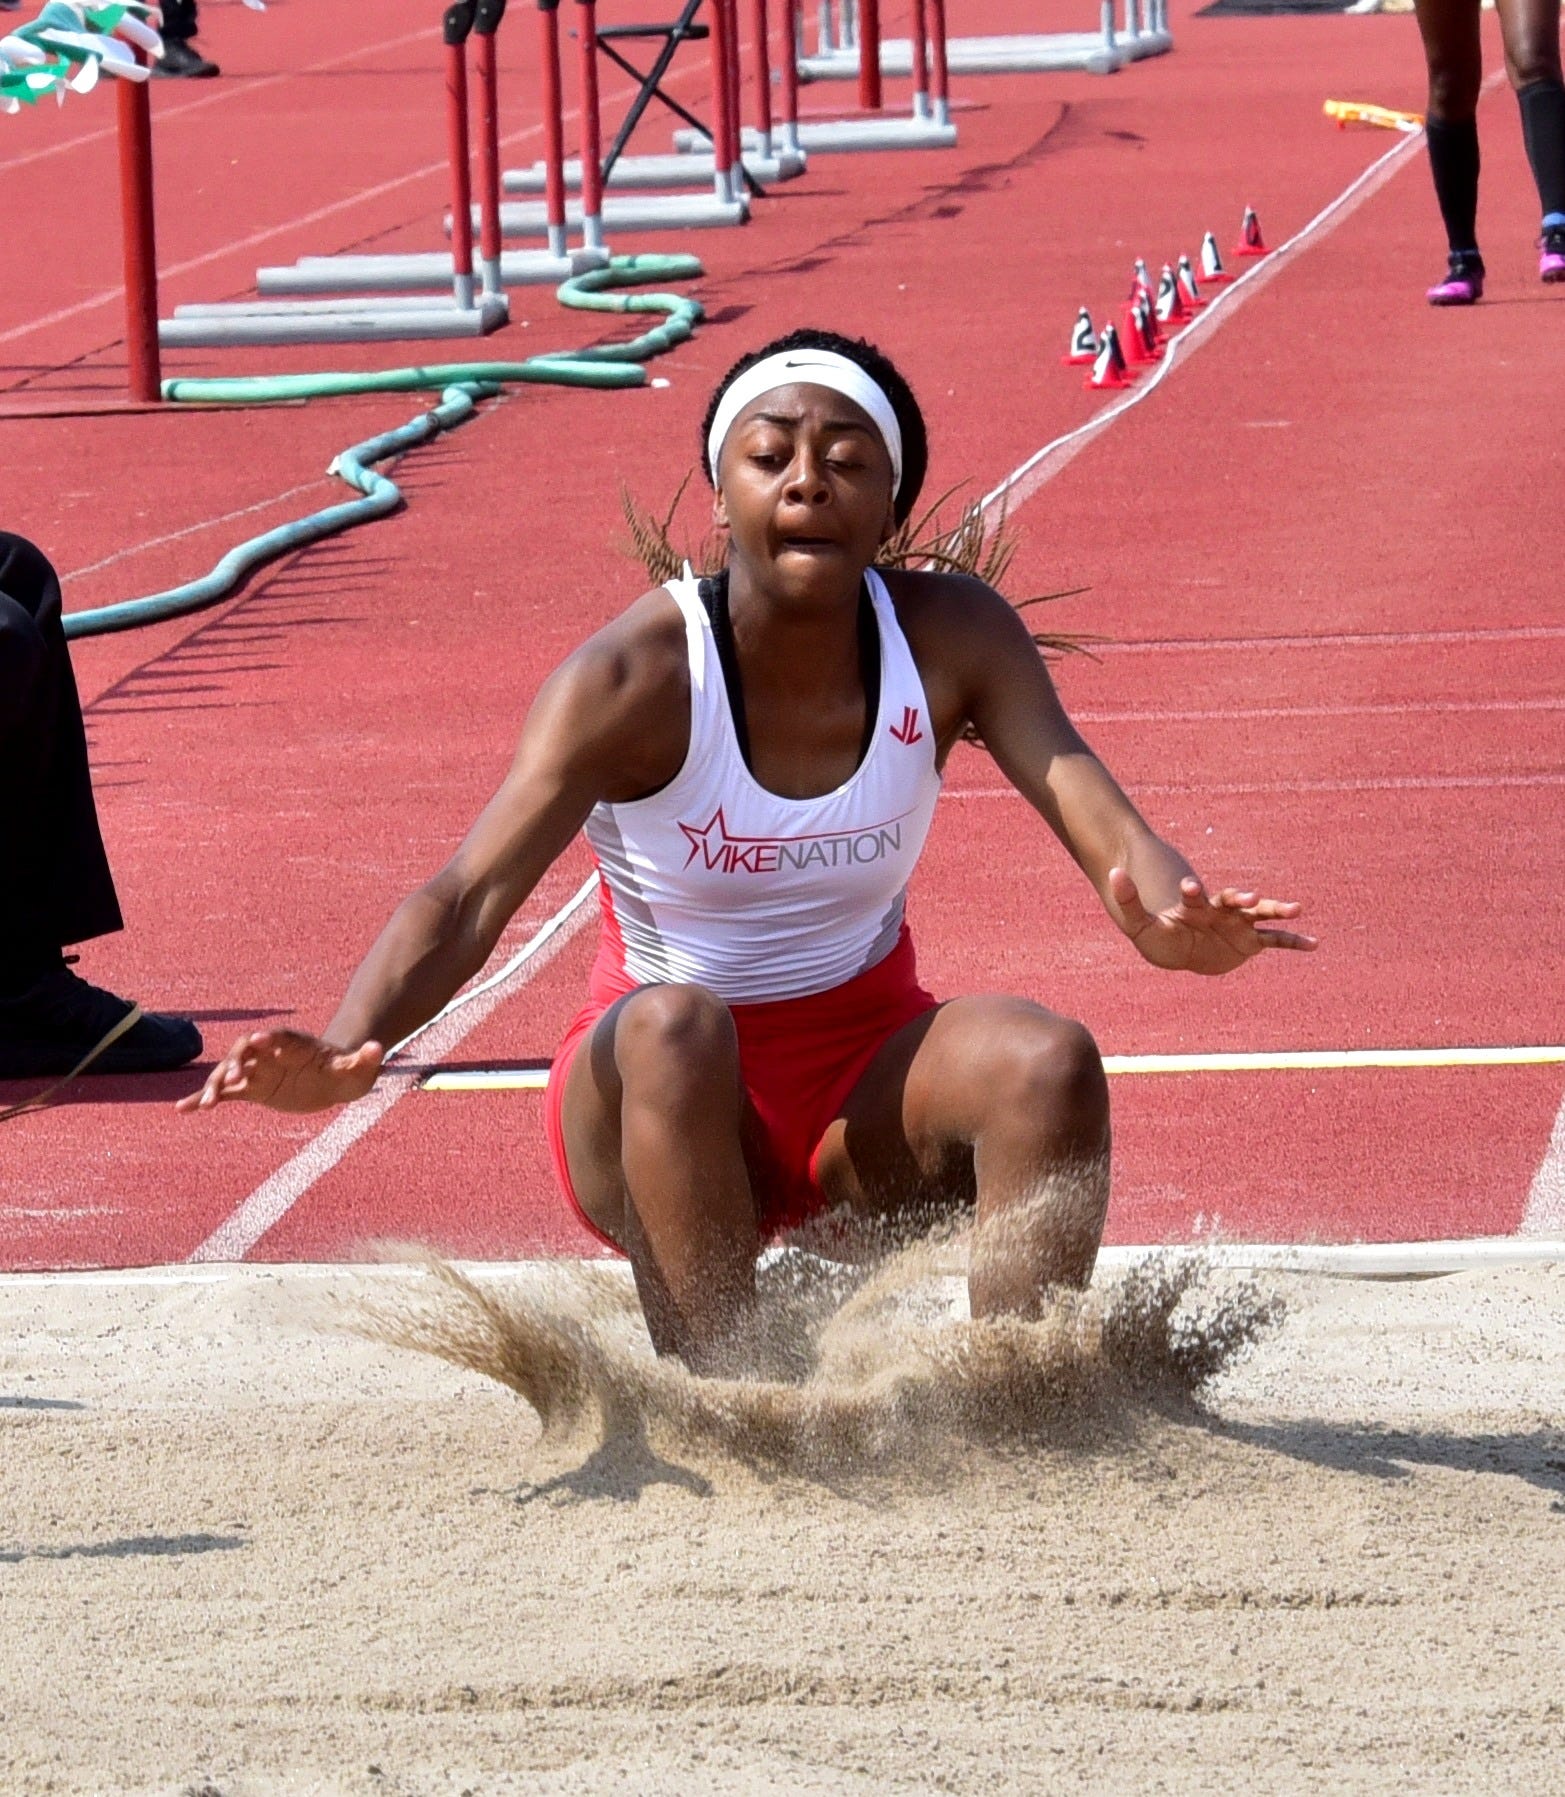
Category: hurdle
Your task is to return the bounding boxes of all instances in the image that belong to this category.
[478,0,753,246]
[706,0,957,155]
[251,0,604,310]
[163,2,520,346]
[504,0,807,198]
[797,0,1172,81]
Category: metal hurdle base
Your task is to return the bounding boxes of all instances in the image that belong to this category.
[675,118,957,155]
[158,293,510,349]
[503,147,807,194]
[468,191,749,237]
[255,247,610,297]
[796,33,1155,78]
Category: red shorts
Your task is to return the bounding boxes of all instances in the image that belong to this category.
[543,928,939,1250]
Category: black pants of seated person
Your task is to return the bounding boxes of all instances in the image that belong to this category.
[0,532,201,1081]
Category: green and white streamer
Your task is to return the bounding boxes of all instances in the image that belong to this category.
[2,0,262,109]
[1,2,163,110]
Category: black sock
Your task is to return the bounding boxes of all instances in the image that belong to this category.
[1517,80,1565,221]
[1425,115,1482,257]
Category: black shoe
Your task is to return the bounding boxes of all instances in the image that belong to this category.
[0,963,202,1079]
[152,38,220,78]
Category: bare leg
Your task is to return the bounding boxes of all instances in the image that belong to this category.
[812,996,1111,1318]
[1495,0,1563,91]
[558,983,761,1373]
[1496,0,1565,230]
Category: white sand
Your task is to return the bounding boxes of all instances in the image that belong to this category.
[2,1258,1563,1796]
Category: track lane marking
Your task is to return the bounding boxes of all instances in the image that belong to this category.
[944,773,1565,798]
[417,1046,1565,1093]
[1522,1106,1565,1237]
[0,23,436,179]
[977,75,1503,525]
[186,876,596,1262]
[1071,699,1565,724]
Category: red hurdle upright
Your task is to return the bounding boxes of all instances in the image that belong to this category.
[474,0,508,297]
[444,2,478,311]
[535,0,569,256]
[115,42,161,402]
[858,0,881,110]
[575,0,606,249]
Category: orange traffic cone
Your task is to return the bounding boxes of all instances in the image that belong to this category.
[1122,297,1159,363]
[1129,257,1153,304]
[1234,205,1267,256]
[1200,230,1233,284]
[1138,290,1162,351]
[1060,306,1100,365]
[1155,262,1188,326]
[1085,322,1133,389]
[1177,252,1205,308]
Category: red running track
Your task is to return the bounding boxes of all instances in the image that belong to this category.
[1,0,1562,1269]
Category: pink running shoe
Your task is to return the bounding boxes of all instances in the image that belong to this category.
[1540,225,1565,283]
[1427,253,1484,306]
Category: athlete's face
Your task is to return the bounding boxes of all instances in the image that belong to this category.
[713,383,897,601]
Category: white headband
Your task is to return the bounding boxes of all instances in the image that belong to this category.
[706,349,904,502]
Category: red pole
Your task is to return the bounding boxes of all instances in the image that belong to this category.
[910,0,929,119]
[575,0,604,248]
[723,0,743,180]
[778,0,800,151]
[750,0,773,146]
[857,0,881,113]
[115,56,160,403]
[927,0,948,124]
[474,0,505,294]
[536,0,568,257]
[707,0,736,199]
[444,5,476,307]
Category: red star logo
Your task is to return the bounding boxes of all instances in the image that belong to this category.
[678,807,731,868]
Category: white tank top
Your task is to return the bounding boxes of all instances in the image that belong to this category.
[583,569,941,1003]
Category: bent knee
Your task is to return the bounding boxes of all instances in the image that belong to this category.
[988,1014,1107,1120]
[614,983,739,1085]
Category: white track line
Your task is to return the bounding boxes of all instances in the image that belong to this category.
[419,1046,1565,1092]
[1523,1102,1565,1236]
[186,876,596,1262]
[979,130,1429,519]
[0,24,435,179]
[10,1236,1565,1290]
[946,773,1565,799]
[1072,699,1565,725]
[63,481,327,586]
[1091,624,1565,656]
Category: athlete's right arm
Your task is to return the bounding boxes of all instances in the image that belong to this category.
[178,593,689,1115]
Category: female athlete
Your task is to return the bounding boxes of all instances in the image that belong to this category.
[182,329,1316,1375]
[1416,0,1565,302]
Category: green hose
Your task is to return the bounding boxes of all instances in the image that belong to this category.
[64,255,704,640]
[159,255,704,405]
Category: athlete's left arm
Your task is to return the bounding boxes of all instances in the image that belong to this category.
[949,580,1317,973]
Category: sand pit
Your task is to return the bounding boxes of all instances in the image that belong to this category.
[3,1251,1563,1796]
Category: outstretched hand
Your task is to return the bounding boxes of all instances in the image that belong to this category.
[176,1030,385,1115]
[1109,868,1317,975]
